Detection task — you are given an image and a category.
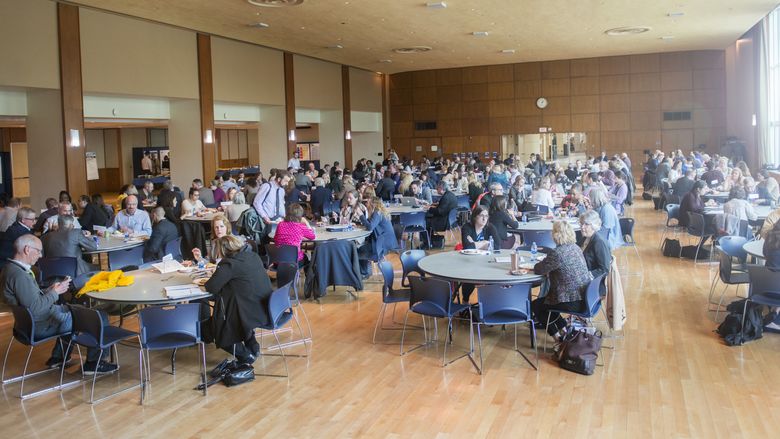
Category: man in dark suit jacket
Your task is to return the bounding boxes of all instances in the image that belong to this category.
[32,198,58,234]
[672,170,696,197]
[1,234,114,372]
[309,179,333,219]
[144,207,180,262]
[375,171,396,201]
[0,207,37,266]
[41,215,98,276]
[427,181,458,233]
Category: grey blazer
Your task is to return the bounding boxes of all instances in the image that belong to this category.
[1,261,65,326]
[41,229,98,275]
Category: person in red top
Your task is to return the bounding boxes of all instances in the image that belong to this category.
[274,203,316,267]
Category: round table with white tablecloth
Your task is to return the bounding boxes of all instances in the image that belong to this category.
[418,249,544,284]
[85,267,212,305]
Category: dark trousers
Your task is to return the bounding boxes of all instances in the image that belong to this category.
[39,309,109,363]
[227,331,260,362]
[460,283,476,304]
[531,298,585,335]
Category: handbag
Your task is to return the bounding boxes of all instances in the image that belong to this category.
[554,327,602,375]
[197,359,255,390]
[661,238,681,257]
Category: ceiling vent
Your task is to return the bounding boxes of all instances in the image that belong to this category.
[604,26,652,36]
[393,46,432,54]
[247,0,303,7]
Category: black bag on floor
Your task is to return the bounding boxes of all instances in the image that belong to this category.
[430,234,445,249]
[642,192,653,201]
[717,299,764,346]
[554,328,602,376]
[197,359,255,390]
[661,238,681,257]
[680,245,710,260]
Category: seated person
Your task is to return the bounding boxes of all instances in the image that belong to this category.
[407,180,432,205]
[560,183,590,215]
[424,181,457,245]
[723,186,758,222]
[609,171,629,214]
[1,234,116,373]
[508,175,528,211]
[224,191,251,223]
[77,195,111,234]
[33,198,59,234]
[756,170,780,205]
[309,177,333,219]
[204,235,273,365]
[578,210,611,295]
[273,203,316,268]
[357,197,398,278]
[678,180,706,228]
[589,186,625,250]
[763,221,780,270]
[460,206,500,303]
[531,178,555,211]
[192,214,239,264]
[333,190,367,225]
[109,195,152,236]
[480,183,503,208]
[144,207,180,262]
[488,195,519,245]
[0,207,38,266]
[181,188,207,219]
[138,180,157,205]
[42,202,82,234]
[41,215,98,276]
[531,221,593,338]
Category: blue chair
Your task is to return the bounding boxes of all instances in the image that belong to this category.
[1,306,79,399]
[742,266,780,331]
[276,262,312,341]
[37,257,77,287]
[323,200,341,217]
[659,203,681,247]
[686,212,714,264]
[543,273,609,353]
[473,283,538,373]
[445,208,460,241]
[399,211,429,250]
[255,283,308,378]
[619,218,640,259]
[372,261,414,344]
[400,250,426,288]
[708,236,749,320]
[163,237,183,261]
[108,246,145,271]
[400,276,476,370]
[265,244,299,266]
[137,303,206,403]
[519,230,557,249]
[63,305,143,404]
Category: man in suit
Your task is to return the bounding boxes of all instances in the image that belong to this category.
[41,215,98,276]
[1,234,116,373]
[309,177,333,219]
[0,207,37,266]
[144,207,180,262]
[375,171,396,201]
[673,169,696,197]
[32,198,58,234]
[424,181,458,247]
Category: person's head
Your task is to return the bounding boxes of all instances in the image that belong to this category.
[209,179,219,190]
[693,180,706,195]
[706,160,716,171]
[743,176,756,191]
[539,178,551,190]
[489,183,503,196]
[276,170,291,187]
[410,180,421,195]
[570,182,583,196]
[226,187,238,201]
[77,195,89,209]
[211,214,231,239]
[552,220,577,246]
[730,168,743,182]
[285,203,305,223]
[366,196,388,218]
[58,202,74,216]
[614,171,625,183]
[45,198,58,210]
[222,172,231,183]
[589,186,609,208]
[314,177,325,188]
[293,151,300,159]
[144,180,154,193]
[233,191,246,205]
[17,207,36,229]
[159,191,177,208]
[472,205,489,228]
[489,195,508,215]
[215,235,244,258]
[119,197,136,217]
[152,206,166,223]
[14,234,43,265]
[162,180,174,192]
[729,186,747,201]
[59,191,71,203]
[344,190,359,207]
[57,214,75,231]
[436,180,448,194]
[685,169,695,179]
[192,179,203,189]
[579,209,602,238]
[513,175,525,188]
[188,187,200,201]
[757,169,770,182]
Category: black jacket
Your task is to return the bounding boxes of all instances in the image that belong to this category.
[672,177,695,197]
[460,223,500,249]
[304,240,363,298]
[79,203,111,233]
[33,208,57,234]
[580,232,611,295]
[0,222,31,265]
[309,187,333,217]
[428,190,457,231]
[376,177,396,201]
[489,210,520,241]
[144,219,180,262]
[205,247,273,350]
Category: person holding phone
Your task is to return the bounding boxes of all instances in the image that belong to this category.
[459,206,500,304]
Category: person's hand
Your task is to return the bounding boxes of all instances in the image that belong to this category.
[52,279,71,295]
[82,230,91,237]
[192,248,202,260]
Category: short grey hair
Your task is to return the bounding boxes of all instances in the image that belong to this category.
[57,214,75,230]
[233,192,246,205]
[17,207,35,222]
[14,234,39,255]
[589,186,610,208]
[152,206,165,221]
[314,177,325,187]
[579,209,602,231]
[489,183,503,192]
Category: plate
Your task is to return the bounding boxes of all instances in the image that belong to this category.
[459,249,490,256]
[193,277,209,286]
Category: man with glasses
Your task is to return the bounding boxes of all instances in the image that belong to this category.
[0,207,38,266]
[42,202,82,234]
[109,195,152,236]
[0,234,117,373]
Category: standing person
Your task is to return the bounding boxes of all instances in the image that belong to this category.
[273,203,316,268]
[253,171,291,237]
[141,151,153,173]
[288,151,301,170]
[460,206,500,303]
[609,171,629,214]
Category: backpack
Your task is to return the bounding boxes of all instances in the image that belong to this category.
[661,238,681,257]
[716,299,764,346]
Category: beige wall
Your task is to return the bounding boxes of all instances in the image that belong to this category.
[211,37,285,106]
[294,55,342,110]
[352,132,383,162]
[319,110,345,165]
[258,105,287,170]
[169,99,203,185]
[350,68,383,112]
[0,0,59,89]
[26,89,66,209]
[725,35,758,169]
[80,8,198,99]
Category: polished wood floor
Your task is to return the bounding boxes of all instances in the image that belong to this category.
[1,198,779,438]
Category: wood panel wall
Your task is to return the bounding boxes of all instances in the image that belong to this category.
[196,34,217,182]
[389,50,727,171]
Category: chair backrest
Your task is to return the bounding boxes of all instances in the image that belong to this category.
[68,304,105,348]
[456,195,471,209]
[108,245,145,271]
[687,212,706,236]
[476,283,532,323]
[38,256,78,283]
[529,204,549,214]
[521,230,556,249]
[10,305,34,345]
[717,235,748,260]
[266,244,299,265]
[665,204,680,223]
[584,273,608,317]
[400,250,426,285]
[164,237,183,261]
[379,260,395,300]
[138,303,200,345]
[268,283,293,327]
[323,199,341,215]
[399,211,427,228]
[447,208,459,228]
[619,218,635,242]
[747,265,780,299]
[409,275,452,318]
[276,262,300,301]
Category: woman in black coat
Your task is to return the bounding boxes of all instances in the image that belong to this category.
[459,206,501,303]
[205,235,274,364]
[578,210,611,295]
[488,195,519,244]
[77,194,111,233]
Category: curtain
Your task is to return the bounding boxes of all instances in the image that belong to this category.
[758,7,780,166]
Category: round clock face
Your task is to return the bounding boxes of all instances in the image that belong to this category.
[536,97,548,109]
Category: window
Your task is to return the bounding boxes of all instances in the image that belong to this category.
[766,6,780,164]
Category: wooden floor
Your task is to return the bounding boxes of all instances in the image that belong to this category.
[1,198,779,438]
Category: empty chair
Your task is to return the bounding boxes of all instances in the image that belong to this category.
[398,212,429,250]
[255,283,308,378]
[400,276,475,370]
[37,256,77,286]
[445,208,460,241]
[163,237,183,261]
[742,266,780,331]
[473,283,537,374]
[373,261,413,344]
[108,246,145,272]
[659,203,681,248]
[709,236,750,320]
[276,262,312,341]
[400,250,426,288]
[137,303,206,403]
[543,273,609,353]
[64,305,143,404]
[1,306,79,399]
[686,212,714,264]
[265,244,299,266]
[519,230,557,249]
[619,218,640,259]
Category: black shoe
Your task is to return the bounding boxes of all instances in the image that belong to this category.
[236,353,257,365]
[45,356,72,369]
[83,361,119,375]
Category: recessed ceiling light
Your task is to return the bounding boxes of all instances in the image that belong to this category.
[247,0,303,7]
[248,22,270,28]
[426,2,447,8]
[500,49,516,54]
[326,44,343,49]
[393,46,432,54]
[378,59,393,63]
[472,31,489,37]
[660,36,675,40]
[667,12,685,17]
[604,26,652,36]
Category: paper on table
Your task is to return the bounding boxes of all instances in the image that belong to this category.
[164,284,202,299]
[494,256,511,263]
[152,258,185,274]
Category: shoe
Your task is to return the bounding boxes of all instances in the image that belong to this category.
[236,353,257,365]
[45,356,72,369]
[83,361,119,375]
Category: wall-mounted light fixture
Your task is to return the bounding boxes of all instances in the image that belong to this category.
[204,129,214,144]
[752,114,757,127]
[68,129,81,147]
[288,129,296,142]
[345,129,352,140]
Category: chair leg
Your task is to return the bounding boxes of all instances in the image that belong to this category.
[139,348,145,404]
[89,349,103,404]
[18,346,34,398]
[476,323,483,375]
[399,310,409,356]
[296,302,313,341]
[442,318,450,367]
[1,336,13,383]
[372,303,387,344]
[271,330,289,378]
[200,342,207,396]
[543,313,553,354]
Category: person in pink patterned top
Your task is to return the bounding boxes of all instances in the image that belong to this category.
[274,203,316,266]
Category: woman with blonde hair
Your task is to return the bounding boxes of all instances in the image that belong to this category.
[467,172,484,206]
[398,171,414,197]
[357,197,397,277]
[192,214,237,263]
[723,167,744,192]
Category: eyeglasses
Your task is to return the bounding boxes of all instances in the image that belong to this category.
[22,217,36,222]
[27,246,42,253]
[477,213,489,218]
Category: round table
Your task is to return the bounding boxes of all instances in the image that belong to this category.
[702,191,729,201]
[702,205,773,221]
[85,267,212,305]
[268,225,372,243]
[743,239,765,259]
[386,205,428,216]
[83,235,145,255]
[509,217,581,233]
[418,249,544,284]
[182,211,219,223]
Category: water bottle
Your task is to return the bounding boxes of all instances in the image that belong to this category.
[93,235,100,248]
[522,213,527,223]
[488,236,494,252]
[197,259,206,270]
[530,242,538,261]
[123,231,130,242]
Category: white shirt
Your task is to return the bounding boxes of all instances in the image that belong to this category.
[181,199,206,218]
[288,158,301,170]
[43,215,82,234]
[531,188,555,210]
[141,156,153,171]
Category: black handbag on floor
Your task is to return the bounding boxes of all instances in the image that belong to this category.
[661,238,681,257]
[555,328,602,376]
[197,359,255,390]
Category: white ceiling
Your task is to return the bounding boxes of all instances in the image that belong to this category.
[68,0,779,74]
